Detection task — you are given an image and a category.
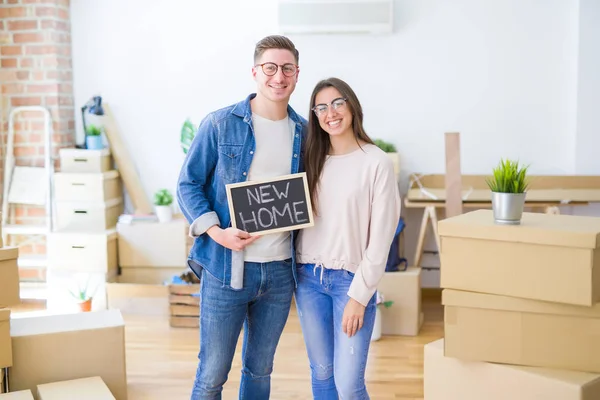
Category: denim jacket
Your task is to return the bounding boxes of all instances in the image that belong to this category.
[177,93,308,290]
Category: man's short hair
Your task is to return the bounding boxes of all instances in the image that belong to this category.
[254,35,299,64]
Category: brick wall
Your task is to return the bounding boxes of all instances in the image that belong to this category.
[0,0,75,281]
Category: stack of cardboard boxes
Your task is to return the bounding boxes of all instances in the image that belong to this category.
[7,309,127,399]
[424,210,600,399]
[1,239,128,399]
[46,148,123,312]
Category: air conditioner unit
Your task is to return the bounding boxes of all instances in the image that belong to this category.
[278,0,393,34]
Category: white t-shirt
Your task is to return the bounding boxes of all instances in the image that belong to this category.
[243,113,294,262]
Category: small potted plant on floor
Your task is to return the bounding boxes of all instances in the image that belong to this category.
[69,280,96,312]
[85,124,104,150]
[486,158,530,225]
[154,189,174,223]
[372,292,394,342]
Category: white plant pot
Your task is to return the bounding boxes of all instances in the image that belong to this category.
[371,307,382,342]
[155,205,173,223]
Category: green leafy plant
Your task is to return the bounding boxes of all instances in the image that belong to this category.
[68,279,96,302]
[486,159,530,193]
[181,118,197,154]
[373,139,397,153]
[154,189,173,206]
[86,124,102,136]
[376,292,393,308]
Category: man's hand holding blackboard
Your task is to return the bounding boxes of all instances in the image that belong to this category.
[207,226,261,252]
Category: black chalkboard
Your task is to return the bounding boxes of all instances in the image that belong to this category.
[225,172,314,235]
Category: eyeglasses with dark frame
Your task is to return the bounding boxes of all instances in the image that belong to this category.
[311,97,348,117]
[255,62,299,77]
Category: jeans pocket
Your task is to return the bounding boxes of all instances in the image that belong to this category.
[217,144,243,182]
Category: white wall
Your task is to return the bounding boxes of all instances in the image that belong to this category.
[575,0,600,175]
[71,0,585,208]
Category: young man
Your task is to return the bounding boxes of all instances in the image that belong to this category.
[177,35,307,400]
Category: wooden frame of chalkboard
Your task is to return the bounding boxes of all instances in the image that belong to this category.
[225,172,314,236]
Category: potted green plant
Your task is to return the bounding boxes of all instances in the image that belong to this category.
[371,292,394,342]
[85,124,104,150]
[154,188,174,222]
[69,280,96,312]
[486,159,530,225]
[373,138,400,178]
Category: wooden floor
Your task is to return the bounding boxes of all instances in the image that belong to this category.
[122,290,444,400]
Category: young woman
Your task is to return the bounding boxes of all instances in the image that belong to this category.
[295,77,401,399]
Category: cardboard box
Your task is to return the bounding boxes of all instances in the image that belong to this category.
[0,247,20,307]
[106,283,169,315]
[376,267,423,336]
[47,230,118,274]
[55,198,123,232]
[425,338,600,400]
[54,170,122,203]
[118,266,185,284]
[439,210,600,306]
[9,310,127,400]
[0,309,11,368]
[59,148,112,174]
[117,217,187,268]
[37,376,115,400]
[443,289,600,373]
[0,391,34,399]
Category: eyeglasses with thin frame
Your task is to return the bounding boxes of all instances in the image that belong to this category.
[255,62,299,77]
[311,97,348,117]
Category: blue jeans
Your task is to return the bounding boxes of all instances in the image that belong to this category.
[294,263,377,400]
[191,259,294,399]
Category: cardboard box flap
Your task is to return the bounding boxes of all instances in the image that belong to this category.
[37,376,115,400]
[428,338,600,387]
[0,390,35,399]
[0,247,18,262]
[0,309,10,321]
[438,210,600,249]
[10,309,124,337]
[442,289,600,319]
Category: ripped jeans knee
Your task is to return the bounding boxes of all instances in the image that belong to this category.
[311,362,334,381]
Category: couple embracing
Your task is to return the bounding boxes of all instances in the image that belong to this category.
[177,34,401,400]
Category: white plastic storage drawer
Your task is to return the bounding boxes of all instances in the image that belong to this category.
[59,148,112,173]
[47,229,118,274]
[54,170,121,202]
[56,198,123,231]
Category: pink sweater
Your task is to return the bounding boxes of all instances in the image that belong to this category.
[296,143,402,306]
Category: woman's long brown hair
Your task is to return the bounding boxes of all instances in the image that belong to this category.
[305,77,374,215]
